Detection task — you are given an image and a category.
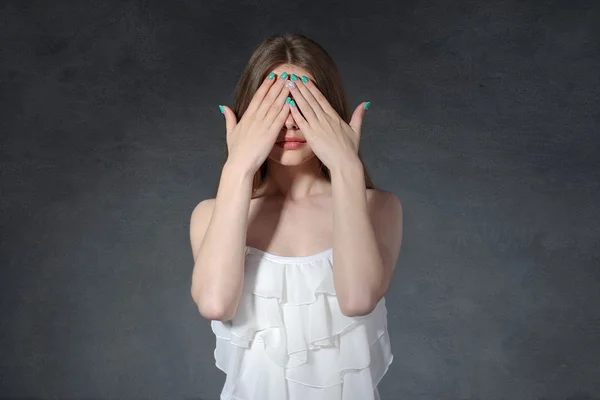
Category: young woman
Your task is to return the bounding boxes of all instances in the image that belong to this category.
[190,33,403,400]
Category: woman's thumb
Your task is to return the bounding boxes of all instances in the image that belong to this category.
[348,102,369,135]
[219,105,237,134]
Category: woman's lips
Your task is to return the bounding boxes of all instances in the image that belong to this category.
[276,141,306,150]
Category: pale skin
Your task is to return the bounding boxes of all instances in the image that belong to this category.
[190,64,403,320]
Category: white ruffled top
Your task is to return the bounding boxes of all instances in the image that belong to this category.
[211,245,393,400]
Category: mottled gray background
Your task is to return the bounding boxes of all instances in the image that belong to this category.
[1,0,599,399]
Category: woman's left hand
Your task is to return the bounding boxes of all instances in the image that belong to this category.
[286,76,370,171]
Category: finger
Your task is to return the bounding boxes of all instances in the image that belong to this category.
[289,98,311,133]
[255,73,288,119]
[269,101,291,134]
[220,105,237,135]
[285,77,320,124]
[348,102,368,135]
[245,71,278,116]
[301,75,338,117]
[264,84,290,123]
[288,75,326,120]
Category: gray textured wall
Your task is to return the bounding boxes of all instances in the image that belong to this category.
[1,0,599,399]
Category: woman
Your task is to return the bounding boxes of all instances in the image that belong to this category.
[190,33,403,400]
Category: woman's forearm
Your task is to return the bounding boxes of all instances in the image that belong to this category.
[330,160,385,317]
[191,161,254,321]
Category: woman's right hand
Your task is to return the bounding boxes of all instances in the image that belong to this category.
[220,73,291,174]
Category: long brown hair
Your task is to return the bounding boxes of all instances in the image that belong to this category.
[219,32,376,196]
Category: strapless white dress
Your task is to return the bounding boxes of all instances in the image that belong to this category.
[211,245,393,400]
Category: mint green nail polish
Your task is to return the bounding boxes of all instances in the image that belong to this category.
[267,72,275,80]
[286,96,291,103]
[281,72,288,79]
[218,105,225,114]
[301,75,308,83]
[291,74,298,81]
[363,101,371,110]
[290,100,296,107]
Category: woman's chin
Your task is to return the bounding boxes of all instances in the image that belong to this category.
[268,149,316,166]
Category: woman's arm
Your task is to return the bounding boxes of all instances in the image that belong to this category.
[330,160,403,317]
[190,160,254,321]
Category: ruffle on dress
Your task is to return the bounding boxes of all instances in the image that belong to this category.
[211,246,393,400]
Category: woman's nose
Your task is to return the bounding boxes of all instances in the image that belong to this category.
[284,113,298,130]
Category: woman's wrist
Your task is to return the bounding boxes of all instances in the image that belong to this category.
[328,156,364,178]
[222,159,256,184]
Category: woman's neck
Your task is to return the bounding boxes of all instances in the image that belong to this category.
[258,158,331,200]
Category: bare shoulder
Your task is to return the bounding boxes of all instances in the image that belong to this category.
[367,188,403,214]
[189,198,216,261]
[190,198,216,228]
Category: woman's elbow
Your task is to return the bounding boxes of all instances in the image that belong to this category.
[339,296,377,317]
[198,304,233,321]
[191,288,236,321]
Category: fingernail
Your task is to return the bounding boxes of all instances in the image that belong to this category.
[290,99,296,107]
[285,96,291,104]
[301,75,308,83]
[218,105,225,114]
[267,72,275,80]
[280,72,288,79]
[291,73,298,81]
[363,101,371,110]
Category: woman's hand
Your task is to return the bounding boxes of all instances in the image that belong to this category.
[220,73,291,174]
[286,75,369,171]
